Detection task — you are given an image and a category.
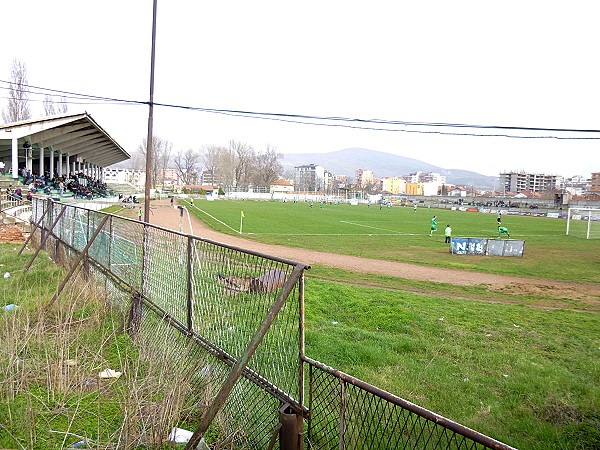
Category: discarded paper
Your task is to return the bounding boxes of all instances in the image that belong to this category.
[168,427,194,444]
[99,368,122,379]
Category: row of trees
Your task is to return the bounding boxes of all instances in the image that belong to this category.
[132,138,284,190]
[2,59,67,124]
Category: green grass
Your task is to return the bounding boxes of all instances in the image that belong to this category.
[304,278,600,449]
[100,204,127,214]
[309,265,600,312]
[181,199,600,283]
[0,244,202,449]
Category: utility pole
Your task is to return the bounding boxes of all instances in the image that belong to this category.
[144,0,158,223]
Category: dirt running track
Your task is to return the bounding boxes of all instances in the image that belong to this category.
[143,200,600,306]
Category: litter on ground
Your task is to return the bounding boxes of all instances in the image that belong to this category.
[98,369,122,379]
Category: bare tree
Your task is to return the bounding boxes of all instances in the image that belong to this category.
[43,95,69,116]
[43,95,56,116]
[252,145,283,186]
[2,59,31,123]
[136,136,172,189]
[174,148,200,186]
[58,96,69,113]
[200,144,225,186]
[229,139,255,187]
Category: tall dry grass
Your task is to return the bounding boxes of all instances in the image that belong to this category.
[0,244,235,449]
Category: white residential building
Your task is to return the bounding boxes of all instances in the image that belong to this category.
[294,164,326,192]
[103,168,146,189]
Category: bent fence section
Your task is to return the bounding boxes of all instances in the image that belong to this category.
[29,198,514,449]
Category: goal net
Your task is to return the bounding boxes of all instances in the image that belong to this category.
[566,207,600,239]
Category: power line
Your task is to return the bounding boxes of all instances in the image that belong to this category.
[2,79,600,139]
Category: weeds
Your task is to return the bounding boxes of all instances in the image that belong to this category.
[0,243,233,449]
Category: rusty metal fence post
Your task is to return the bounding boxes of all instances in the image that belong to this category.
[127,290,143,338]
[186,235,193,333]
[24,204,67,272]
[339,379,347,450]
[141,222,149,296]
[299,272,306,408]
[43,214,109,310]
[280,403,304,450]
[18,198,52,255]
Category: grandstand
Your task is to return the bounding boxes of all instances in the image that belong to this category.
[0,112,129,200]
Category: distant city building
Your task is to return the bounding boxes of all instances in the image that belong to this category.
[103,168,146,189]
[184,185,214,194]
[404,172,445,195]
[162,169,181,188]
[590,172,600,193]
[323,170,334,192]
[355,169,374,187]
[382,177,406,195]
[405,171,446,185]
[294,164,326,192]
[449,187,467,197]
[201,170,221,187]
[334,174,348,184]
[270,178,294,193]
[559,175,591,196]
[500,171,563,194]
[405,182,424,196]
[422,182,439,196]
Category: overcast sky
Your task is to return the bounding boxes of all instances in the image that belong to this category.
[2,1,599,178]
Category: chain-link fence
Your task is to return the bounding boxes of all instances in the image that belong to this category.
[29,198,514,449]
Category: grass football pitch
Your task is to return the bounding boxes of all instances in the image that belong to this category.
[181,199,600,283]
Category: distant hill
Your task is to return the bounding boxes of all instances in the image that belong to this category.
[280,148,497,189]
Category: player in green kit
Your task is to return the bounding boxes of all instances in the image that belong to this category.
[429,215,437,236]
[498,226,510,237]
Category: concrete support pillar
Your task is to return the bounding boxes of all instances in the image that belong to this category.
[39,147,45,175]
[25,146,32,172]
[11,136,18,179]
[49,148,55,178]
[58,152,63,176]
[71,158,76,175]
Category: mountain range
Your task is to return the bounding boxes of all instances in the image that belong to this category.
[280,148,498,189]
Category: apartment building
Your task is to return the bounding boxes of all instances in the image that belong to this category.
[500,171,563,194]
[355,169,374,187]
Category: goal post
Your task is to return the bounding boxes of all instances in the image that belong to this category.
[566,207,600,239]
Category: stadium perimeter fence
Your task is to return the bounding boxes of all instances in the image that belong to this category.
[27,197,515,450]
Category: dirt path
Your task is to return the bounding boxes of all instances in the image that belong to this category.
[141,200,600,305]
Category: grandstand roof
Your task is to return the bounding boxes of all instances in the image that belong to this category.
[0,112,130,167]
